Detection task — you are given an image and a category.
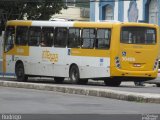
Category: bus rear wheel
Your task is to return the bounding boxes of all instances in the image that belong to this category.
[54,77,64,84]
[104,78,121,87]
[69,65,88,85]
[15,63,28,82]
[157,84,160,87]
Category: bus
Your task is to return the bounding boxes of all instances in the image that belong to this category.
[2,20,159,86]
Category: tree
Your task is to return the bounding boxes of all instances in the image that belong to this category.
[0,0,66,31]
[23,0,67,20]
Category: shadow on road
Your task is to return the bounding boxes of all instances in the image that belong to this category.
[0,76,149,89]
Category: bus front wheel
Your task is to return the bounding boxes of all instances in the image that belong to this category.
[15,63,28,82]
[69,65,88,85]
[104,79,121,87]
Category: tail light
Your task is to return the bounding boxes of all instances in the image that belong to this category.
[153,58,159,70]
[115,56,121,69]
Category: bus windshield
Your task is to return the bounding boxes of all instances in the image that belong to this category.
[121,27,156,44]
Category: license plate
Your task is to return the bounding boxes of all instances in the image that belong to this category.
[133,63,141,67]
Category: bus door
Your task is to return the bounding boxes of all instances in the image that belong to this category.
[3,26,15,73]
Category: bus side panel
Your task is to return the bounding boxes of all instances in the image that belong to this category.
[69,49,111,79]
[25,47,54,76]
[53,48,70,77]
[78,57,110,79]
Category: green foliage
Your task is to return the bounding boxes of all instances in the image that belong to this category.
[23,0,66,20]
[0,0,66,30]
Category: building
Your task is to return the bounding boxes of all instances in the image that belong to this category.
[90,0,160,25]
[51,0,90,21]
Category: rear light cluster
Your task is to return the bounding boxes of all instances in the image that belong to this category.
[153,59,159,70]
[115,56,121,68]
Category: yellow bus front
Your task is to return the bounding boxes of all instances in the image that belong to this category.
[111,23,159,81]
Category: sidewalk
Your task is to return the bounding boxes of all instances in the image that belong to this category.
[0,79,160,104]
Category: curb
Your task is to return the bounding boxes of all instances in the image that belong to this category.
[0,80,160,104]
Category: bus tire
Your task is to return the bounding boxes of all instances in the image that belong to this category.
[54,77,64,84]
[69,65,88,85]
[157,84,160,87]
[104,79,121,87]
[15,63,28,82]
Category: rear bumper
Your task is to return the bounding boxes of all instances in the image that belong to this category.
[111,69,158,78]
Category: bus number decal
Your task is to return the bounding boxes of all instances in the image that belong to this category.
[122,57,135,62]
[17,48,24,54]
[42,50,58,63]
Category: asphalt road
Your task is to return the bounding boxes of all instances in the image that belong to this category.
[1,86,160,120]
[0,86,160,114]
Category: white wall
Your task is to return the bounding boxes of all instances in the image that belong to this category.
[51,7,89,21]
[95,0,99,21]
[124,1,130,22]
[137,0,143,21]
[114,0,119,21]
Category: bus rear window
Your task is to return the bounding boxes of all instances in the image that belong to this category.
[121,27,156,44]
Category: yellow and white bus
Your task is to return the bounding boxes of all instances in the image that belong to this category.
[2,20,159,86]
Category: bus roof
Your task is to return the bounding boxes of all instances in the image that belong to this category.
[6,20,158,28]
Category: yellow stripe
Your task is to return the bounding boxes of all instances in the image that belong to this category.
[5,46,29,56]
[74,22,113,28]
[7,20,32,26]
[121,22,158,28]
[71,48,110,57]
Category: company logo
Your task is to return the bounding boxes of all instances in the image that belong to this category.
[42,50,58,63]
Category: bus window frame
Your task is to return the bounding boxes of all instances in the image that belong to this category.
[120,26,157,45]
[15,26,29,46]
[95,28,111,50]
[81,28,96,49]
[28,26,41,47]
[54,27,68,48]
[68,27,81,48]
[41,27,54,47]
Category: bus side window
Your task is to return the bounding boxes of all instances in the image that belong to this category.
[16,26,28,45]
[96,29,111,49]
[41,27,54,47]
[54,27,67,47]
[28,27,41,46]
[4,26,15,52]
[68,28,80,48]
[81,28,95,49]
